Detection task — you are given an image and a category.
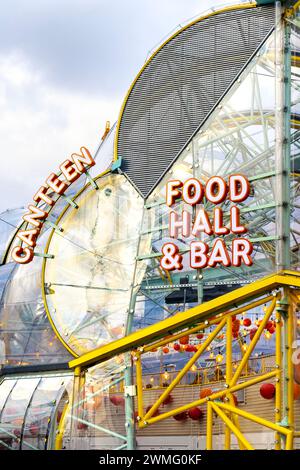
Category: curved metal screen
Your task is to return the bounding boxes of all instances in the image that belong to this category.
[116,5,275,198]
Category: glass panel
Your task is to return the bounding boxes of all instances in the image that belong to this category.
[21,376,70,450]
[0,208,25,265]
[64,356,127,450]
[44,173,145,355]
[0,255,72,366]
[290,21,300,269]
[0,377,40,450]
[131,32,277,334]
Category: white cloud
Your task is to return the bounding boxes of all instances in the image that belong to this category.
[0,52,121,212]
[0,0,241,213]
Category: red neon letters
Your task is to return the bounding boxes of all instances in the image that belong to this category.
[161,174,253,270]
[12,147,95,264]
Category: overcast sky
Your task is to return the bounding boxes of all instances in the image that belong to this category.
[0,0,243,214]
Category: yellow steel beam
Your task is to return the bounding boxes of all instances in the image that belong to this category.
[225,315,233,450]
[229,295,278,387]
[135,353,144,420]
[143,294,274,353]
[287,292,294,432]
[286,432,294,451]
[210,402,254,450]
[275,298,282,450]
[69,271,300,369]
[206,402,213,450]
[139,370,278,428]
[141,318,227,422]
[214,401,292,444]
[55,401,70,450]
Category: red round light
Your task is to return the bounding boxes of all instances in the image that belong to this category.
[249,327,258,340]
[188,407,204,421]
[260,383,275,399]
[173,411,188,421]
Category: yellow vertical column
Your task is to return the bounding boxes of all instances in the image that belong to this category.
[275,298,282,450]
[225,315,232,450]
[206,402,213,450]
[287,291,294,442]
[70,366,84,449]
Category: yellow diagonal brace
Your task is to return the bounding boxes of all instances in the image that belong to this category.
[142,317,227,422]
[139,370,278,427]
[210,402,254,450]
[55,401,70,450]
[229,295,278,387]
[214,401,290,438]
[69,271,300,369]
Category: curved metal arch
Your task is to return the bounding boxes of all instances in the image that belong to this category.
[41,168,112,358]
[113,2,257,162]
[114,2,276,198]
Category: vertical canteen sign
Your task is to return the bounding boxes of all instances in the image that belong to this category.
[12,147,95,264]
[160,175,253,271]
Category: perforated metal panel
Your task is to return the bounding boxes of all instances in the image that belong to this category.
[116,5,275,198]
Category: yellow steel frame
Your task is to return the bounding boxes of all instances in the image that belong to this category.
[70,270,300,368]
[133,292,292,450]
[68,270,300,450]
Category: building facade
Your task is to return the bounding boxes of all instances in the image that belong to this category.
[0,0,300,450]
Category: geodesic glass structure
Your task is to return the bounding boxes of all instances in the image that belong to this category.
[1,1,300,451]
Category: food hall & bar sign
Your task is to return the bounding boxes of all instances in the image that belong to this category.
[160,175,253,271]
[12,147,95,264]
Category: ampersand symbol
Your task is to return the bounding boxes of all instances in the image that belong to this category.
[160,243,183,271]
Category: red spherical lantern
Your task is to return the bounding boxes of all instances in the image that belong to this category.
[295,363,300,385]
[77,421,88,430]
[265,321,273,331]
[110,395,124,406]
[29,422,39,437]
[232,319,240,331]
[116,396,125,407]
[162,394,173,405]
[146,405,160,417]
[109,395,119,406]
[268,326,276,334]
[260,383,275,399]
[184,344,194,352]
[196,333,204,340]
[294,382,300,400]
[173,343,180,351]
[173,411,188,421]
[162,347,169,354]
[249,327,258,340]
[200,388,212,399]
[179,335,189,345]
[243,318,251,327]
[188,407,204,421]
